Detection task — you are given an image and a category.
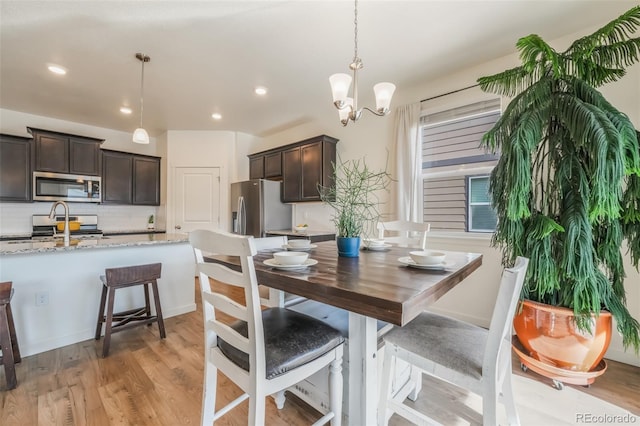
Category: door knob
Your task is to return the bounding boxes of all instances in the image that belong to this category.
[175,225,182,230]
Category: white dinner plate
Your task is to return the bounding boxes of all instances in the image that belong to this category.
[263,258,318,270]
[361,243,393,251]
[397,256,455,270]
[281,244,318,251]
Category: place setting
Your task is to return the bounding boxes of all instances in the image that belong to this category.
[398,250,455,271]
[263,251,318,270]
[361,238,392,251]
[281,239,317,252]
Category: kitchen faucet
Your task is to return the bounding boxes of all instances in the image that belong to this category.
[49,200,70,246]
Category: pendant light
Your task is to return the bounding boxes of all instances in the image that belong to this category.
[329,0,395,126]
[133,53,150,144]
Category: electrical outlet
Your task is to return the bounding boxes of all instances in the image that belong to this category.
[35,291,49,306]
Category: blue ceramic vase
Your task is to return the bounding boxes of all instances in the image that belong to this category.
[336,236,360,257]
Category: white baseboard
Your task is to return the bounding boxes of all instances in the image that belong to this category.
[19,302,197,358]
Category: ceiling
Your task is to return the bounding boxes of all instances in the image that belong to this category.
[1,1,636,138]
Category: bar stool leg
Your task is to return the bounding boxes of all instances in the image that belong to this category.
[143,283,152,320]
[0,304,17,389]
[102,286,117,358]
[6,303,21,363]
[95,284,108,340]
[151,280,166,339]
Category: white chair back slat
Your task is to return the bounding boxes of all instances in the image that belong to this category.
[253,236,288,251]
[211,321,251,354]
[197,262,248,288]
[377,221,431,249]
[190,229,257,257]
[207,291,249,322]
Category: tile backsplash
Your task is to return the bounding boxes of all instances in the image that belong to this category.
[0,202,159,235]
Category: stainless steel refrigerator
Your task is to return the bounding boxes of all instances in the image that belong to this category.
[230,179,292,238]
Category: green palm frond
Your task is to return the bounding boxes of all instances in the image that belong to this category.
[567,6,640,58]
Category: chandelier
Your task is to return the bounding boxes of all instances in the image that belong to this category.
[132,53,151,144]
[329,0,395,126]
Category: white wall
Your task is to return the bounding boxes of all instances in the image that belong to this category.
[0,109,167,233]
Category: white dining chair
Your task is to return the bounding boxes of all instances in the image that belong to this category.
[376,220,430,249]
[253,236,306,308]
[189,229,345,426]
[378,257,529,426]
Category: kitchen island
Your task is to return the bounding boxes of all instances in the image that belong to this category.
[0,233,195,357]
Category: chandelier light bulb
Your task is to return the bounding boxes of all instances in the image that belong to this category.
[373,82,396,113]
[329,73,352,106]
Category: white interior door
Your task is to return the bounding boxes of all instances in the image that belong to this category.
[174,167,221,233]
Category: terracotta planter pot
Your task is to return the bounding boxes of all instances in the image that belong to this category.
[513,299,612,372]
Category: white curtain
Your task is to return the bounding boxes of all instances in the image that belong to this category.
[393,103,422,222]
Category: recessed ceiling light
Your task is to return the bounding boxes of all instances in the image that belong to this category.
[211,113,222,120]
[47,64,67,75]
[120,107,132,114]
[254,86,267,96]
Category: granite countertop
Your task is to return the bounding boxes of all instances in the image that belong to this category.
[0,233,189,256]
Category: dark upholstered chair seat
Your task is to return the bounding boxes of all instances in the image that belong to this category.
[218,307,345,380]
[384,311,488,381]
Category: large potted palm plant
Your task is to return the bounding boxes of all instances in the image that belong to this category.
[319,157,391,257]
[478,6,640,384]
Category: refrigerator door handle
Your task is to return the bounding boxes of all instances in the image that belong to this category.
[238,196,246,235]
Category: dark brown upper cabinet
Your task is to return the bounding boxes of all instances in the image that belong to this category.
[0,134,33,202]
[249,156,264,179]
[102,150,160,206]
[264,151,282,178]
[28,127,103,176]
[101,150,133,204]
[248,135,338,203]
[133,155,161,205]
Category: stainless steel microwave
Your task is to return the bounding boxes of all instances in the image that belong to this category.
[33,171,101,203]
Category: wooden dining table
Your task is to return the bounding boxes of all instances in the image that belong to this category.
[206,240,482,425]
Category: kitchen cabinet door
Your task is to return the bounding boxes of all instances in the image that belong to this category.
[249,156,264,179]
[264,151,282,178]
[34,133,68,173]
[0,134,32,202]
[301,141,322,200]
[133,156,160,205]
[282,147,301,202]
[101,150,133,204]
[69,138,101,175]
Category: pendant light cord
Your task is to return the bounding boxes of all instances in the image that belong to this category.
[139,56,145,128]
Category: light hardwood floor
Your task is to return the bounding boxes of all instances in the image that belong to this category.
[1,279,638,425]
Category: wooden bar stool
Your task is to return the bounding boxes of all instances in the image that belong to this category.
[0,281,21,390]
[94,263,165,357]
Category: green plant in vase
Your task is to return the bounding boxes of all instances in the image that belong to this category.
[319,156,391,256]
[477,6,640,377]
